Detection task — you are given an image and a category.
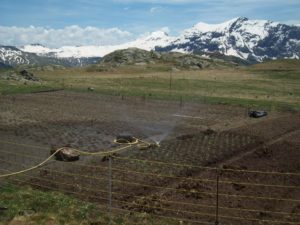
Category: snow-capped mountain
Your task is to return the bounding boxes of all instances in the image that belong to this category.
[20,18,300,62]
[0,45,100,67]
[2,31,173,67]
[157,17,300,62]
[0,46,34,65]
[20,30,174,58]
[2,17,300,67]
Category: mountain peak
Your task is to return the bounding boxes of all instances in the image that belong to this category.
[7,17,299,63]
[163,17,299,62]
[234,17,249,22]
[29,43,45,47]
[143,30,170,41]
[187,17,251,34]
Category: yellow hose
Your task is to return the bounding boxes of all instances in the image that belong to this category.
[0,138,151,178]
[0,148,61,178]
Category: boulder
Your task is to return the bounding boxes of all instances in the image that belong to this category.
[50,147,80,162]
[172,67,180,72]
[203,128,216,135]
[44,66,54,71]
[135,62,147,66]
[87,87,94,91]
[150,51,161,59]
[0,206,8,211]
[19,70,39,81]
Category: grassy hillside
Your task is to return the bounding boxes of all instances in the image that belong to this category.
[250,59,300,71]
[0,59,299,111]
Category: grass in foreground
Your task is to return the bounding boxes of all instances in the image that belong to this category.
[0,80,62,95]
[0,183,105,225]
[0,183,173,225]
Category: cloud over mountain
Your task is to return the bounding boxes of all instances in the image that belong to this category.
[1,18,299,63]
[0,25,133,48]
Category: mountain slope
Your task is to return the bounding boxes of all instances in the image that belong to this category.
[0,45,100,67]
[0,61,12,69]
[157,17,300,62]
[20,31,174,58]
[5,17,300,64]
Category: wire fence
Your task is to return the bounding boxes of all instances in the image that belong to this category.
[0,140,300,225]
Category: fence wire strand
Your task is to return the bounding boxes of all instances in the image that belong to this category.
[1,139,300,225]
[2,139,300,176]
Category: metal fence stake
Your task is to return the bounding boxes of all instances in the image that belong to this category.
[169,71,173,90]
[108,156,112,224]
[215,169,220,225]
[180,96,183,108]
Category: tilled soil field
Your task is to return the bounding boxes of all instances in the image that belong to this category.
[0,91,299,225]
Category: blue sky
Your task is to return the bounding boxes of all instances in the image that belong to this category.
[0,0,300,47]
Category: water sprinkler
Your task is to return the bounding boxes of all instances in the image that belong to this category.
[114,133,159,150]
[138,141,159,150]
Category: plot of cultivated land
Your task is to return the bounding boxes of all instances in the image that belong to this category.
[0,91,299,225]
[0,91,255,160]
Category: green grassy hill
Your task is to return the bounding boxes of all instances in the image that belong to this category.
[0,59,299,111]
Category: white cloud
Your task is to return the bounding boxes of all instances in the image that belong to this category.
[138,26,170,38]
[160,27,170,33]
[0,25,133,48]
[115,0,200,3]
[150,6,163,13]
[115,0,299,3]
[284,20,300,26]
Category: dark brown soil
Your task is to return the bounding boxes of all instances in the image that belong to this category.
[0,91,299,225]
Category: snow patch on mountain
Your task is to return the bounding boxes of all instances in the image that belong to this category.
[0,45,101,67]
[185,17,240,34]
[0,46,30,65]
[20,30,175,58]
[158,17,299,62]
[15,17,300,62]
[170,48,188,54]
[21,44,52,55]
